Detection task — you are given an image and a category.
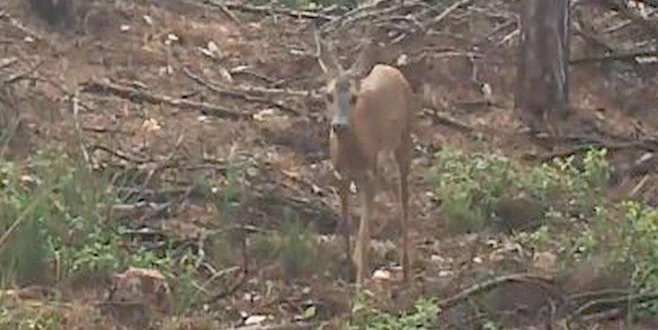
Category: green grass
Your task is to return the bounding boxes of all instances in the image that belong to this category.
[0,147,211,316]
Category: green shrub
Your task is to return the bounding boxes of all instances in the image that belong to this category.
[350,296,441,330]
[426,147,611,234]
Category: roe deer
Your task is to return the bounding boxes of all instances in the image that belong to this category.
[314,32,418,286]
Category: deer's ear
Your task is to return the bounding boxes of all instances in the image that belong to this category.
[348,39,378,79]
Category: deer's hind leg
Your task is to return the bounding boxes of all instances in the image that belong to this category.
[335,175,355,282]
[352,170,375,287]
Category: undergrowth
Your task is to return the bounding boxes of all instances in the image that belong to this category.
[0,146,216,324]
[4,140,658,328]
[350,146,658,328]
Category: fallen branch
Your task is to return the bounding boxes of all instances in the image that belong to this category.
[570,50,658,64]
[0,10,48,44]
[182,67,301,116]
[204,0,334,21]
[428,0,473,27]
[221,321,319,330]
[202,226,249,306]
[522,139,658,162]
[2,57,47,86]
[232,85,321,99]
[564,291,658,326]
[603,0,658,38]
[438,273,558,310]
[320,0,414,32]
[0,56,17,70]
[91,144,151,164]
[422,108,473,133]
[80,80,248,120]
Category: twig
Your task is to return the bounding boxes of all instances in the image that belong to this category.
[566,292,658,321]
[110,202,169,212]
[629,174,650,197]
[70,89,93,171]
[222,321,319,330]
[319,0,392,32]
[0,11,47,44]
[2,57,47,86]
[0,56,17,70]
[91,144,151,164]
[578,307,624,323]
[422,108,473,133]
[204,0,334,21]
[438,273,557,310]
[203,226,249,305]
[80,80,248,119]
[427,0,473,27]
[229,67,278,84]
[570,50,658,64]
[0,187,53,250]
[522,139,658,162]
[602,0,658,38]
[0,115,23,159]
[138,133,186,196]
[182,67,300,116]
[471,19,517,47]
[232,85,321,99]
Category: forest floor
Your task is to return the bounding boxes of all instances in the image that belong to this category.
[2,0,658,329]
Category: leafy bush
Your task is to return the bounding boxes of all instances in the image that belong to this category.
[426,147,610,234]
[0,149,203,313]
[350,297,441,330]
[0,151,122,286]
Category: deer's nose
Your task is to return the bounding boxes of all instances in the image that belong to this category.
[331,121,348,133]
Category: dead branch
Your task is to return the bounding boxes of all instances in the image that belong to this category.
[438,273,559,310]
[70,89,92,170]
[203,0,334,21]
[570,50,658,64]
[0,10,47,44]
[603,0,658,38]
[522,139,658,162]
[2,57,46,86]
[565,292,658,324]
[0,57,17,70]
[182,67,301,116]
[202,226,249,306]
[422,108,473,133]
[229,67,279,84]
[91,144,151,164]
[222,321,319,330]
[232,85,321,100]
[428,0,473,27]
[320,0,408,32]
[79,80,248,120]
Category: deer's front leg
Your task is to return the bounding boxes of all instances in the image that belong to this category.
[334,172,354,281]
[352,172,375,287]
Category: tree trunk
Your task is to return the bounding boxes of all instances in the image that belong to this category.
[515,0,571,131]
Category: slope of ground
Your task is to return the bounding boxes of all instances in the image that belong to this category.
[2,0,658,329]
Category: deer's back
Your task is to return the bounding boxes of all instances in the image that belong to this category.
[352,65,414,154]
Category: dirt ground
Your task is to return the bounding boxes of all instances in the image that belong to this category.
[3,0,658,329]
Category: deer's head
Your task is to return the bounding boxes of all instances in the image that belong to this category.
[315,32,377,134]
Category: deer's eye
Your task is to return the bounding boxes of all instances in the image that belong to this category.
[350,94,358,105]
[325,92,334,103]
